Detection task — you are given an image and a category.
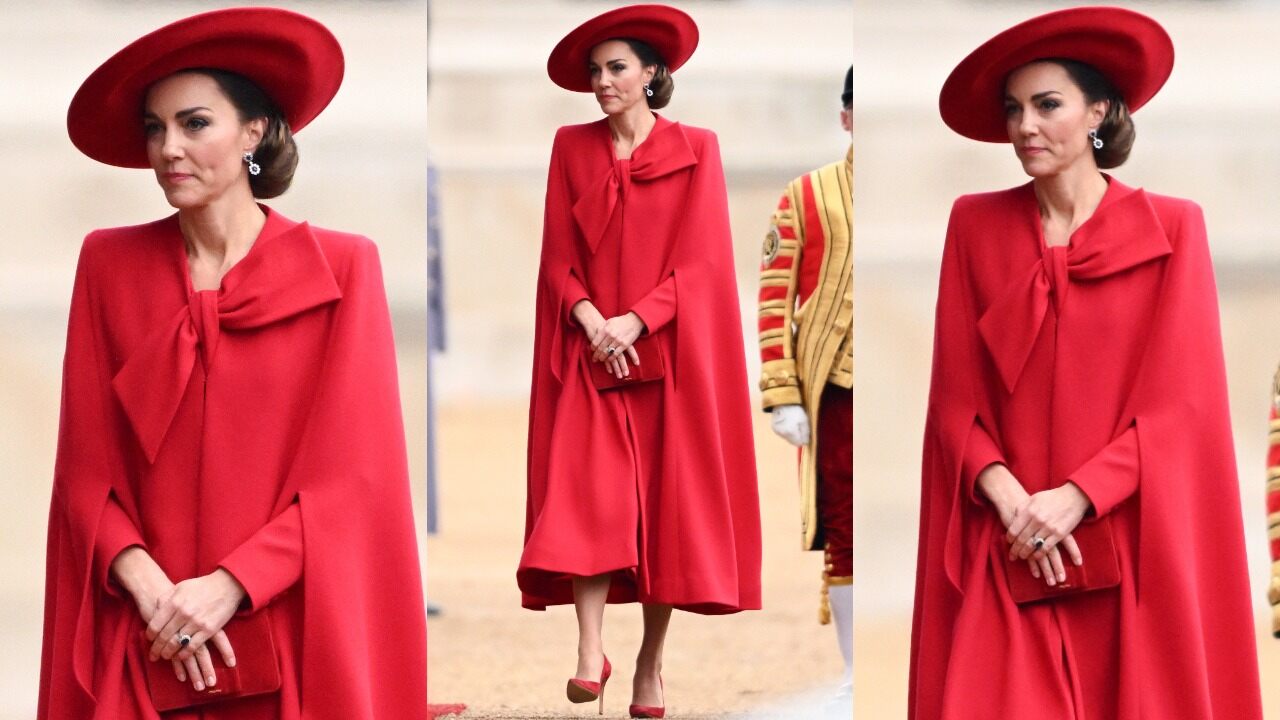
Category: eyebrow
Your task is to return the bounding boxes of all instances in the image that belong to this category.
[589,58,627,66]
[1004,90,1063,102]
[142,106,212,120]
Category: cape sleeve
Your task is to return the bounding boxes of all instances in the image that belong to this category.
[1066,424,1139,517]
[563,270,590,323]
[1121,200,1263,716]
[533,128,583,384]
[275,238,428,718]
[1268,368,1280,636]
[217,502,303,612]
[758,184,804,410]
[961,421,1005,504]
[41,234,135,716]
[630,275,676,334]
[911,199,989,719]
[93,493,145,597]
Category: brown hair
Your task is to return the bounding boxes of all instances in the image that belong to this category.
[1040,58,1135,169]
[178,68,299,198]
[619,38,674,110]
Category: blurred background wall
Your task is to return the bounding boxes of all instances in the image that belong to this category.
[426,0,854,715]
[0,2,428,717]
[853,1,1280,717]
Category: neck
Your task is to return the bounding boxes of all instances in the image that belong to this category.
[1032,162,1108,226]
[607,105,656,146]
[177,184,267,261]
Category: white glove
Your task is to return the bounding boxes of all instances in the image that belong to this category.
[770,404,810,447]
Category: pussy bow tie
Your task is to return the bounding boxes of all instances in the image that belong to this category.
[113,222,342,463]
[571,122,698,254]
[977,188,1172,394]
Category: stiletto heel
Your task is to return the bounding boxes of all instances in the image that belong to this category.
[567,654,612,713]
[629,673,664,718]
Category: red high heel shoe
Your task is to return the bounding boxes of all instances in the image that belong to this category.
[566,655,612,715]
[629,673,664,718]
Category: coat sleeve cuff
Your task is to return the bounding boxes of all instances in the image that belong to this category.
[962,421,1005,505]
[218,503,304,612]
[563,271,590,325]
[760,358,801,410]
[95,493,146,599]
[1067,425,1140,518]
[630,274,677,335]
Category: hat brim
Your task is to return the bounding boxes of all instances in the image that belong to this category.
[547,4,698,93]
[68,7,344,168]
[939,6,1173,143]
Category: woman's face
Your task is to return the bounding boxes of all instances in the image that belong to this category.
[1003,61,1107,179]
[143,72,264,210]
[588,40,655,116]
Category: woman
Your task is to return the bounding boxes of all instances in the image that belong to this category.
[519,5,761,718]
[910,7,1262,719]
[39,8,427,718]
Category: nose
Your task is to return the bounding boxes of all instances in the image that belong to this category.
[161,127,184,161]
[1018,111,1038,138]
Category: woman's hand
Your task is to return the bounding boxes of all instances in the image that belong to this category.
[591,313,645,368]
[977,465,1084,586]
[1006,483,1091,567]
[571,299,606,339]
[145,569,245,690]
[111,548,237,690]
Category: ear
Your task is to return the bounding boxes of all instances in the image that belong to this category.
[1087,98,1109,131]
[642,64,657,85]
[242,117,267,153]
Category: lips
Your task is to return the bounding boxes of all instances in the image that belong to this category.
[163,172,193,182]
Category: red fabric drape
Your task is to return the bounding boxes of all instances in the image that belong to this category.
[519,116,761,614]
[39,209,427,719]
[909,180,1261,719]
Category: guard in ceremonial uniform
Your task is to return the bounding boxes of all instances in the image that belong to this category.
[1269,364,1280,637]
[758,66,853,691]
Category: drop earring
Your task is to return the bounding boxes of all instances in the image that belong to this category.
[643,83,654,98]
[1088,129,1104,150]
[243,151,261,176]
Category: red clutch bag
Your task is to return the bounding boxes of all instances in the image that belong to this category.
[142,611,281,712]
[587,335,665,390]
[1001,517,1121,604]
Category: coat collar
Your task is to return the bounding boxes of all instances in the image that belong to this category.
[114,209,342,463]
[978,178,1173,393]
[572,114,698,253]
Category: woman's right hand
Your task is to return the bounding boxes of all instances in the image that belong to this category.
[111,547,236,693]
[571,301,642,378]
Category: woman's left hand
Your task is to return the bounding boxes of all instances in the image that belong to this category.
[1005,482,1092,562]
[146,568,246,663]
[591,312,646,364]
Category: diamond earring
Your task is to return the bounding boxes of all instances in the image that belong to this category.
[243,151,261,176]
[1088,129,1104,150]
[643,83,654,98]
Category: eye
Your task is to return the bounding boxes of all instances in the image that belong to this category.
[184,116,210,131]
[143,121,162,136]
[589,66,601,76]
[609,62,625,73]
[1038,99,1060,111]
[1003,104,1019,117]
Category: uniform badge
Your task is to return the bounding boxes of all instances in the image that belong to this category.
[762,225,781,265]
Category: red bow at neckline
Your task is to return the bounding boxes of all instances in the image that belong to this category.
[572,117,698,254]
[977,184,1172,394]
[112,220,342,463]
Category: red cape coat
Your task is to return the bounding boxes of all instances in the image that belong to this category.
[519,115,762,614]
[39,209,428,719]
[909,179,1261,719]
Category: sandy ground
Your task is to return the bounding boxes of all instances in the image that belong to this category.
[425,402,851,719]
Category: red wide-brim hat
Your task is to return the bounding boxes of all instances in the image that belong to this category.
[547,4,698,92]
[939,6,1173,143]
[68,7,344,168]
